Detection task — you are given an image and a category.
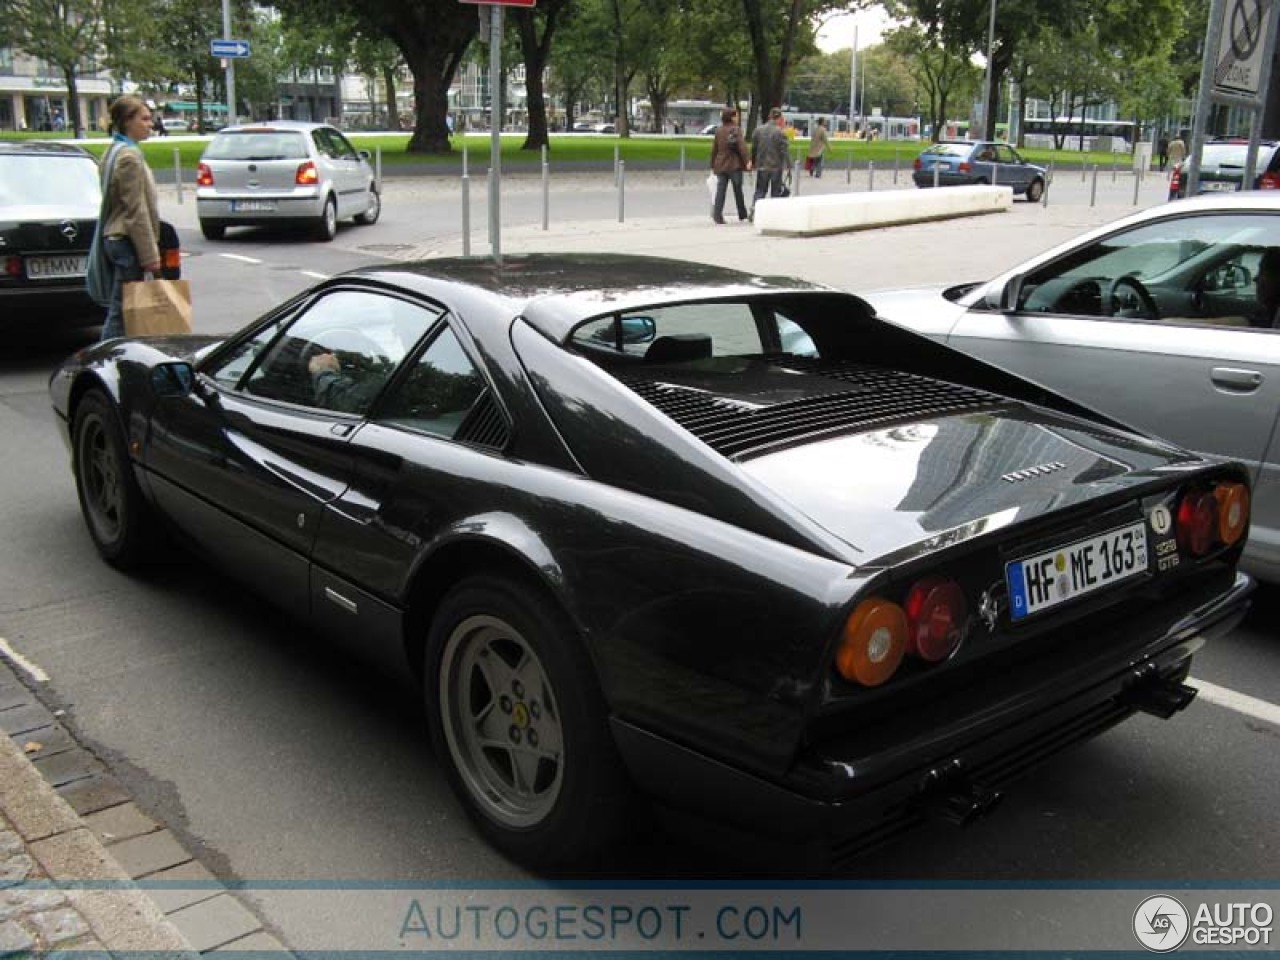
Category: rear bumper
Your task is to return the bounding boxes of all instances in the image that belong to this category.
[196,192,325,224]
[0,286,100,326]
[613,570,1252,868]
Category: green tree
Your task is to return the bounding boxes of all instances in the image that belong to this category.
[884,22,977,140]
[738,0,835,129]
[3,0,102,135]
[512,0,572,149]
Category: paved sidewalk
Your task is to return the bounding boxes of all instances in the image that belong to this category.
[0,661,289,956]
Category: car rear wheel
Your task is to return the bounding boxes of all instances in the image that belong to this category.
[1025,178,1045,202]
[73,389,152,568]
[199,220,225,241]
[314,196,337,242]
[353,188,380,225]
[427,576,630,868]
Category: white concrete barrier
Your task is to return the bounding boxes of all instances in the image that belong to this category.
[754,184,1013,237]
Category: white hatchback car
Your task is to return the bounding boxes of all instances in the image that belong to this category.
[195,121,380,242]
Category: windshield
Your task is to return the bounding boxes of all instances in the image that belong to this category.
[1201,144,1253,167]
[203,131,309,161]
[0,155,100,207]
[922,143,971,157]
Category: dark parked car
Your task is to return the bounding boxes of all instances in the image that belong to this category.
[50,254,1252,870]
[913,140,1047,200]
[1,141,102,327]
[1169,138,1280,199]
[0,140,181,331]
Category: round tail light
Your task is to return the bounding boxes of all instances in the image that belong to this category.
[1176,490,1217,556]
[903,577,967,662]
[1214,482,1249,546]
[196,162,213,187]
[836,598,907,687]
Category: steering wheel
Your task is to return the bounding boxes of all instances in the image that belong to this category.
[1107,275,1159,320]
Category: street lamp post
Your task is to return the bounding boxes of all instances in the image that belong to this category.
[981,0,996,139]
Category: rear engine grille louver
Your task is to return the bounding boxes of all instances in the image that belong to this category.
[619,358,1005,460]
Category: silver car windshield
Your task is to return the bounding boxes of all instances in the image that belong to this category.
[0,156,100,206]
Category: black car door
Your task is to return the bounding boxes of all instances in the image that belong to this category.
[145,286,433,616]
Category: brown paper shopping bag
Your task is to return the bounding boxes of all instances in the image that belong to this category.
[122,279,193,336]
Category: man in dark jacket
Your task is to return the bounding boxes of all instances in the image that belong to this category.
[750,107,790,220]
[710,107,751,223]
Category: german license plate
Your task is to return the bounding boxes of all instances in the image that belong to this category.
[1201,181,1236,192]
[232,199,277,212]
[25,255,88,279]
[1007,520,1149,621]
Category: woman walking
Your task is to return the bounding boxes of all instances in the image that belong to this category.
[709,107,751,224]
[99,95,161,341]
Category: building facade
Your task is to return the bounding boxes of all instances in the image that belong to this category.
[0,48,113,133]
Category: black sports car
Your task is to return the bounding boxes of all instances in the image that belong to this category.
[50,254,1252,870]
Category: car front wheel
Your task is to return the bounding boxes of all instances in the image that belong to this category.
[354,188,380,225]
[427,576,630,868]
[1025,178,1045,202]
[73,389,153,568]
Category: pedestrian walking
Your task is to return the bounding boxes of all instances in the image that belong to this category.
[807,117,829,177]
[709,107,750,223]
[750,107,790,219]
[1167,133,1187,174]
[98,95,162,341]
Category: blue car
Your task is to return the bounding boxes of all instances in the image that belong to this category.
[912,140,1047,201]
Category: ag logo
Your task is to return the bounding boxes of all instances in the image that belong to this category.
[1134,895,1190,952]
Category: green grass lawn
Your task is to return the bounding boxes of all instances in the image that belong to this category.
[0,128,1136,172]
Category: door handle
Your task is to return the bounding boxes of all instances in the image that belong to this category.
[1210,367,1263,393]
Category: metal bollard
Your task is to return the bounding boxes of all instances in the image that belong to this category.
[793,159,802,196]
[1112,156,1118,183]
[461,175,471,256]
[1132,167,1140,205]
[933,162,940,189]
[894,148,900,184]
[173,149,183,204]
[679,145,686,186]
[1043,162,1052,208]
[846,147,853,184]
[990,162,997,187]
[618,160,625,221]
[542,153,550,230]
[868,160,875,192]
[1090,165,1099,207]
[375,145,382,193]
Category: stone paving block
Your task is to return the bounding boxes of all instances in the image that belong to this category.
[31,748,105,789]
[0,853,34,888]
[208,929,290,952]
[0,917,35,954]
[45,942,112,960]
[0,684,33,711]
[141,860,221,914]
[107,831,191,880]
[0,702,55,737]
[0,737,81,842]
[28,905,90,945]
[14,726,77,761]
[167,894,261,953]
[54,774,131,817]
[0,885,67,923]
[82,803,158,846]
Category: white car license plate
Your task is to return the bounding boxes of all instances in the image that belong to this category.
[1007,520,1149,620]
[26,254,88,279]
[1202,181,1236,192]
[232,199,277,212]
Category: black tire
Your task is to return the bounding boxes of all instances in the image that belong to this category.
[427,576,631,868]
[1025,178,1045,202]
[200,220,225,241]
[353,188,380,225]
[72,389,152,568]
[314,196,337,242]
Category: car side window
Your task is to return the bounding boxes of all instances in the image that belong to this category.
[204,314,291,388]
[378,324,487,439]
[1017,213,1280,328]
[330,130,359,160]
[571,302,766,361]
[239,289,439,415]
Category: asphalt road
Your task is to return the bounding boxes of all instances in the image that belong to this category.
[1,170,1277,949]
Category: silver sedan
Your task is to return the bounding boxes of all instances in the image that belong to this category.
[865,193,1280,583]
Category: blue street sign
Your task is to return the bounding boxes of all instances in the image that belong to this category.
[210,38,250,58]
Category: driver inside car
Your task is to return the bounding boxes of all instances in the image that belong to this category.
[307,349,385,413]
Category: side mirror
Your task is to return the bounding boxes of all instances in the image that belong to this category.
[618,315,657,344]
[359,149,371,160]
[152,361,196,398]
[998,276,1023,312]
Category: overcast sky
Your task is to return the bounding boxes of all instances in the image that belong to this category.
[815,9,897,53]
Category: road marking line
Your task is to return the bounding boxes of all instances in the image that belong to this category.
[219,253,263,264]
[1188,677,1280,728]
[299,270,329,280]
[0,638,49,683]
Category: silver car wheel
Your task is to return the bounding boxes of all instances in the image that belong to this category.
[438,613,564,828]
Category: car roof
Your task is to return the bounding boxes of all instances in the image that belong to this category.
[0,140,96,158]
[216,120,335,134]
[346,253,835,340]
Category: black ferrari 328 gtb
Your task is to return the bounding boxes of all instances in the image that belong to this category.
[50,254,1252,870]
